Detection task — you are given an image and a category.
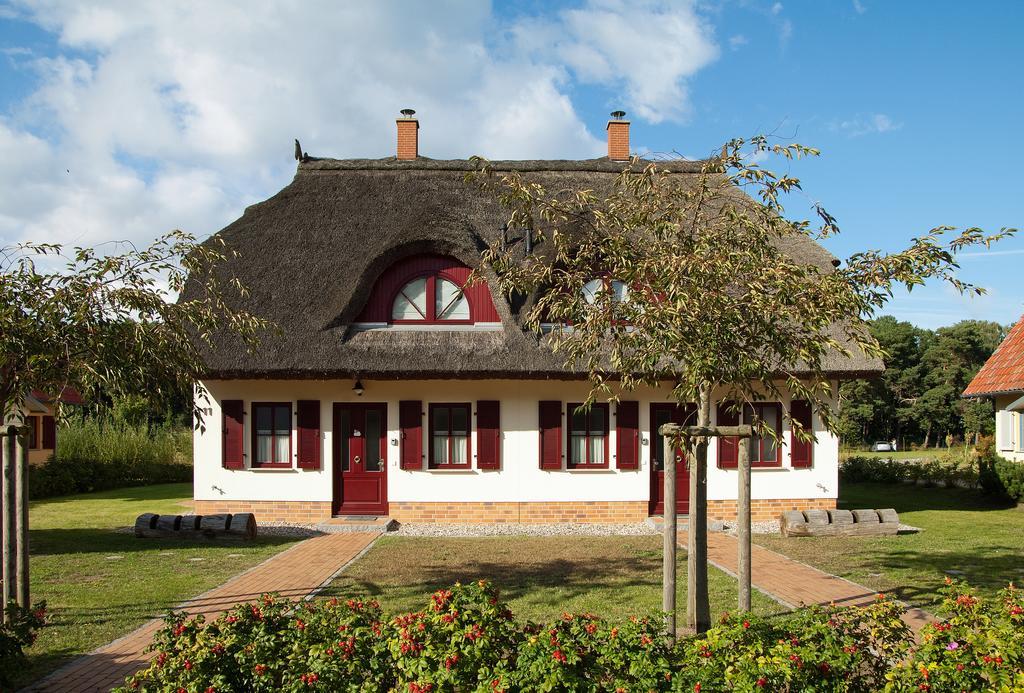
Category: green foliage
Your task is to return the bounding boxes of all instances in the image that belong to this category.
[884,580,1024,691]
[0,601,47,688]
[118,579,963,693]
[839,317,1005,447]
[977,436,1024,502]
[840,453,980,488]
[31,418,191,498]
[0,230,273,426]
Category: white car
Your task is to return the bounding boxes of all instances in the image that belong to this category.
[870,441,894,452]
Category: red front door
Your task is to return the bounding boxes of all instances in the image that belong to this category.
[333,403,388,515]
[649,403,695,516]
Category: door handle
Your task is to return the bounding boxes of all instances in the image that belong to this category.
[354,455,361,463]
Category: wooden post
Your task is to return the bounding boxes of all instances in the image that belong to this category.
[2,427,15,621]
[662,432,676,641]
[15,432,28,609]
[737,433,751,612]
[688,435,710,632]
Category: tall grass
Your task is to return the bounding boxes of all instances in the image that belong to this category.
[56,419,191,468]
[32,419,192,498]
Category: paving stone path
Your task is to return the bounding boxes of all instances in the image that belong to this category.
[26,532,379,693]
[679,529,936,632]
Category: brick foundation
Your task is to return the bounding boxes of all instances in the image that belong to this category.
[194,500,333,524]
[194,498,835,525]
[389,501,650,524]
[707,497,836,523]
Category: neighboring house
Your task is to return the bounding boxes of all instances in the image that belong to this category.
[3,389,83,464]
[964,314,1024,462]
[185,112,882,525]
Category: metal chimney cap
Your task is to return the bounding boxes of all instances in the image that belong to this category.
[610,110,627,120]
[400,108,416,118]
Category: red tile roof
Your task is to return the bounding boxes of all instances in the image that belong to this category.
[30,387,84,406]
[963,314,1024,397]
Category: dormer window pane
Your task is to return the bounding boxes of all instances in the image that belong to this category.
[611,280,628,303]
[582,279,603,304]
[392,277,427,320]
[436,278,470,320]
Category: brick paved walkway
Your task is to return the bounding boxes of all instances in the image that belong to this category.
[26,532,379,693]
[679,530,935,632]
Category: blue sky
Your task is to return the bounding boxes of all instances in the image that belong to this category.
[1,0,1022,328]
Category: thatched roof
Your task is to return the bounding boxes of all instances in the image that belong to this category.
[185,155,883,380]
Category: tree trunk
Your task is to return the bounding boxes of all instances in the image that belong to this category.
[687,386,711,633]
[2,427,15,622]
[15,432,28,610]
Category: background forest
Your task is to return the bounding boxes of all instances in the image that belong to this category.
[839,316,1008,449]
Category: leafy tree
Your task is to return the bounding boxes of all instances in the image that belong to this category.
[0,231,272,427]
[469,137,1013,631]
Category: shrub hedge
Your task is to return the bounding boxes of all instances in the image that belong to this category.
[31,419,192,498]
[977,437,1024,502]
[0,602,46,689]
[840,453,979,488]
[115,578,1024,692]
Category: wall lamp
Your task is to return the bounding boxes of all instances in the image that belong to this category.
[353,378,364,397]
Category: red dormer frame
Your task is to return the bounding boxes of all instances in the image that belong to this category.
[355,254,500,325]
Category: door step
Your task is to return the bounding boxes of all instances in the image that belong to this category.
[317,516,399,533]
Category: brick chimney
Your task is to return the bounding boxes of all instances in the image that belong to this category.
[606,110,630,161]
[396,108,419,160]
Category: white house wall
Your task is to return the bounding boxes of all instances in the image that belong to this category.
[994,394,1024,462]
[194,379,839,509]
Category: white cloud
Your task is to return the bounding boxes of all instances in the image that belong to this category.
[852,0,867,15]
[0,0,723,253]
[513,0,720,124]
[771,2,784,15]
[728,34,748,50]
[831,113,903,137]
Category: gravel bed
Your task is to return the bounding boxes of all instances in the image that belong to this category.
[394,522,660,537]
[258,524,323,538]
[721,520,780,535]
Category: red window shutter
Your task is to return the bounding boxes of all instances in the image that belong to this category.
[790,400,813,469]
[615,401,639,470]
[296,400,321,469]
[41,415,56,450]
[538,401,562,470]
[222,400,245,469]
[399,400,423,470]
[717,403,738,469]
[476,400,501,470]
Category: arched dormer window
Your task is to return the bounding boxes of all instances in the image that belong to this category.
[582,278,629,305]
[392,275,471,322]
[354,254,500,328]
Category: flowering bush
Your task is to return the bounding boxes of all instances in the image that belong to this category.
[885,579,1024,692]
[675,596,909,692]
[0,601,46,688]
[117,579,1019,693]
[513,612,672,691]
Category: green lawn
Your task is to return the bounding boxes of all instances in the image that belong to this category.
[756,482,1023,614]
[21,483,300,688]
[323,535,786,625]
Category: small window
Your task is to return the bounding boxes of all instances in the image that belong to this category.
[252,403,291,468]
[27,416,39,450]
[745,403,782,468]
[582,278,628,304]
[430,403,471,468]
[392,275,471,323]
[568,403,609,468]
[1018,412,1024,453]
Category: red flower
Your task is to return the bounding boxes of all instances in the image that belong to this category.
[295,619,306,630]
[743,621,750,629]
[205,688,215,693]
[585,623,597,634]
[694,684,701,693]
[552,649,567,663]
[254,664,268,676]
[183,660,192,671]
[756,678,767,688]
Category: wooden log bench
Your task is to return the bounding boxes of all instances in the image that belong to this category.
[134,512,257,540]
[780,508,900,537]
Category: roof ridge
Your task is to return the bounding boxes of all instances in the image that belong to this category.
[297,156,709,174]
